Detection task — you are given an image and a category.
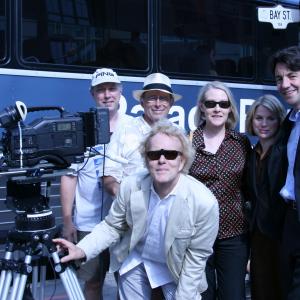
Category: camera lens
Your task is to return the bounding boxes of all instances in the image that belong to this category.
[0,101,27,128]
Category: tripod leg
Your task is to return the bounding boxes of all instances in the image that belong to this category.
[65,266,85,296]
[10,253,32,300]
[0,250,14,300]
[31,265,39,299]
[31,245,47,300]
[51,251,85,300]
[8,272,21,300]
[0,270,13,300]
[39,263,47,300]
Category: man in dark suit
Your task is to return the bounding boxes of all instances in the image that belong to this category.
[270,46,300,300]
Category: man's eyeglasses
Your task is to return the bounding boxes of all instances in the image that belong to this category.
[203,100,231,109]
[146,149,182,161]
[144,95,171,103]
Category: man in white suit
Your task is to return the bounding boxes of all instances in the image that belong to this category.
[54,120,219,300]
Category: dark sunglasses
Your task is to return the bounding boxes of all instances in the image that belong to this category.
[146,149,182,161]
[203,100,231,109]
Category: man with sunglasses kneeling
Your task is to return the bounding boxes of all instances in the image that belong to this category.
[54,120,219,300]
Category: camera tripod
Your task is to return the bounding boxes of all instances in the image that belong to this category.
[0,228,84,300]
[0,177,85,300]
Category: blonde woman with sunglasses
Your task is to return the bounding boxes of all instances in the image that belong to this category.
[189,81,251,300]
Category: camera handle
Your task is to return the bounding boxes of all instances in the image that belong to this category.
[27,105,65,117]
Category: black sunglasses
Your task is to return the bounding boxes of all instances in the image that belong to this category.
[146,149,182,161]
[204,100,231,109]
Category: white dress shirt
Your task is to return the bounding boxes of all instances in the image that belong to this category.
[280,109,300,202]
[119,184,177,288]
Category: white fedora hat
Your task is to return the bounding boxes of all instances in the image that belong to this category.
[132,73,182,101]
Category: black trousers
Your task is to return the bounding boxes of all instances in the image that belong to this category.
[250,228,283,300]
[202,234,249,300]
[281,207,300,300]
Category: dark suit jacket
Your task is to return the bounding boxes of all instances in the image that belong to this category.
[268,110,300,221]
[245,144,286,239]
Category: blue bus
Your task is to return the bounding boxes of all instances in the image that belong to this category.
[0,0,299,230]
[0,0,299,131]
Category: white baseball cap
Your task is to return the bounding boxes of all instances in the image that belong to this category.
[90,68,121,88]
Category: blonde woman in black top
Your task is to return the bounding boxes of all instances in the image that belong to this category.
[245,94,286,300]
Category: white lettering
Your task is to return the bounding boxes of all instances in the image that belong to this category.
[119,95,128,114]
[127,103,197,131]
[188,106,197,131]
[127,99,256,134]
[131,104,143,115]
[169,106,185,128]
[239,98,255,133]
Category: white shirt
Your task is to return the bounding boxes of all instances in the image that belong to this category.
[119,184,176,288]
[104,116,151,182]
[280,109,300,202]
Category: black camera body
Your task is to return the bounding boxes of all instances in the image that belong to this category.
[3,112,96,168]
[0,103,110,169]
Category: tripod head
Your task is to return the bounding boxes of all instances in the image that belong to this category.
[6,180,54,232]
[4,167,71,233]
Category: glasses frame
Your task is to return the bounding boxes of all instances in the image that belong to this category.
[144,95,171,103]
[203,100,231,109]
[146,149,182,161]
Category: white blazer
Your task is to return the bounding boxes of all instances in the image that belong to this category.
[78,173,219,299]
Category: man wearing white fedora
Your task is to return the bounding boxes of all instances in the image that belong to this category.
[103,72,182,197]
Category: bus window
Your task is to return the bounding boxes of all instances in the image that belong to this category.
[0,0,5,61]
[159,0,256,79]
[21,0,148,70]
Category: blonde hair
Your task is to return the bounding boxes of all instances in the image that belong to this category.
[246,94,286,136]
[140,120,195,174]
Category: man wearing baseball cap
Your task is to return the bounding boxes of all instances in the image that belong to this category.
[60,68,132,300]
[103,72,182,197]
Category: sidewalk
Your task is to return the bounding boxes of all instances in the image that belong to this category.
[11,271,250,299]
[43,272,117,300]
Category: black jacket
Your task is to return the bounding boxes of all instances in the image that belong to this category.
[247,110,300,230]
[276,111,300,221]
[245,143,286,239]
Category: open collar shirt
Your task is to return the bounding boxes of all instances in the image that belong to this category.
[119,182,177,288]
[280,109,300,202]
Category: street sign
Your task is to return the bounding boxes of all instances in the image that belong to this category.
[257,4,300,29]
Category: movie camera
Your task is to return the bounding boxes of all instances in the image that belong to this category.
[0,101,110,300]
[0,100,110,169]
